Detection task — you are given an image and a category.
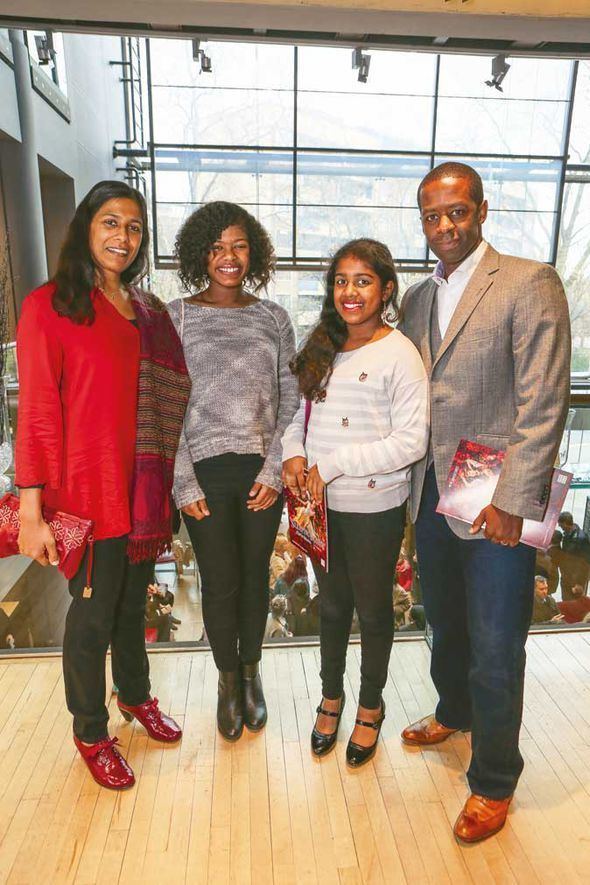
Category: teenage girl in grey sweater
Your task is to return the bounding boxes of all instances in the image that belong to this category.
[168,202,298,741]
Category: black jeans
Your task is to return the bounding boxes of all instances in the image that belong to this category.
[183,453,283,672]
[416,466,535,799]
[313,504,406,709]
[64,537,154,742]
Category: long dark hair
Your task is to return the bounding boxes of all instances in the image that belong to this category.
[175,201,275,296]
[290,239,399,402]
[52,180,150,323]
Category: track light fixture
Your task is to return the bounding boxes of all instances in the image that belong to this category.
[34,34,54,65]
[192,39,212,74]
[352,46,371,84]
[485,55,510,92]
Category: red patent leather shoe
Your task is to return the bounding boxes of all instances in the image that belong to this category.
[117,696,182,743]
[74,735,135,790]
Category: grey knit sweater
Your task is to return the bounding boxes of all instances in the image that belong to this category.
[167,297,299,507]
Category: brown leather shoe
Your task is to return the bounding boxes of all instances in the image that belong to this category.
[453,793,512,843]
[401,714,459,746]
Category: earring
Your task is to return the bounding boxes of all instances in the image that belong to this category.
[381,302,397,326]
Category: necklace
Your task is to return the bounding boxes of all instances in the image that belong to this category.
[101,285,128,301]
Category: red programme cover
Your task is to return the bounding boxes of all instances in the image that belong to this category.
[285,484,329,571]
[436,439,572,550]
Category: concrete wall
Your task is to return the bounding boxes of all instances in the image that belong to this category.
[38,157,76,277]
[0,31,127,309]
[35,34,126,202]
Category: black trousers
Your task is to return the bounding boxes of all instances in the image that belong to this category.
[313,504,406,709]
[64,536,154,742]
[183,453,283,671]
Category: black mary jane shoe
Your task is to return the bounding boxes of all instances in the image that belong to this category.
[311,692,346,757]
[346,700,386,768]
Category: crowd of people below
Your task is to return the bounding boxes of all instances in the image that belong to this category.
[532,512,590,626]
[144,581,182,642]
[264,530,426,640]
[146,508,590,644]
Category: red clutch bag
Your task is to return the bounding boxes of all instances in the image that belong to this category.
[0,493,94,588]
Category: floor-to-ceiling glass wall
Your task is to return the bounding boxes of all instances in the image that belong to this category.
[2,32,589,650]
[143,41,590,643]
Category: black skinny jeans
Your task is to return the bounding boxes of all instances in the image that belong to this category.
[183,453,283,672]
[313,504,406,709]
[64,536,154,742]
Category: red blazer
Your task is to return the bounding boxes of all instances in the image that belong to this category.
[15,283,140,540]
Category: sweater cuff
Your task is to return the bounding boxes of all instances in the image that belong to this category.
[173,480,205,509]
[491,486,547,522]
[281,440,307,462]
[255,465,283,494]
[316,453,344,484]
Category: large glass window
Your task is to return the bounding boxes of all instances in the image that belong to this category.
[557,62,590,374]
[147,41,589,378]
[139,40,590,654]
[153,146,294,258]
[150,39,294,146]
[148,41,578,277]
[436,55,572,155]
[297,47,436,151]
[558,178,590,372]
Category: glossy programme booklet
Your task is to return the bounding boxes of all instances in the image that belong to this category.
[285,484,329,571]
[436,438,572,550]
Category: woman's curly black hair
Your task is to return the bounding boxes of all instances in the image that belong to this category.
[175,201,275,295]
[290,239,399,402]
[52,180,149,324]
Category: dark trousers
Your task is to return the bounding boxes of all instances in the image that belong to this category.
[415,466,535,800]
[183,453,283,672]
[313,504,406,709]
[64,537,154,742]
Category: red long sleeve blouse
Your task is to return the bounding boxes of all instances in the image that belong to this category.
[15,283,140,540]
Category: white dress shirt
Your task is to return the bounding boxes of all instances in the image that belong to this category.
[432,239,488,338]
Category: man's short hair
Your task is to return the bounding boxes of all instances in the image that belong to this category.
[534,575,548,584]
[558,511,574,526]
[417,162,484,209]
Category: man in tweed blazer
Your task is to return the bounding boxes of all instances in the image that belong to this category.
[398,162,571,843]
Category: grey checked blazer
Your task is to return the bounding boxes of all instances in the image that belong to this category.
[399,243,571,539]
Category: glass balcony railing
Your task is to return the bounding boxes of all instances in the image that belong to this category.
[2,383,589,654]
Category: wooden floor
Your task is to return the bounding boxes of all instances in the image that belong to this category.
[1,635,590,884]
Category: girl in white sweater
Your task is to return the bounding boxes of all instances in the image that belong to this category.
[282,239,429,766]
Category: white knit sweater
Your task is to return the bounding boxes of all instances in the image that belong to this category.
[281,330,429,513]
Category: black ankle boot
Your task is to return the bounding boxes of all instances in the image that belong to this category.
[217,671,243,741]
[241,662,267,731]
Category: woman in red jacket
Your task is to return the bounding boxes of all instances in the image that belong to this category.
[15,180,190,790]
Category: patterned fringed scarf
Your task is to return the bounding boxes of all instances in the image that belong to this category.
[127,288,191,563]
